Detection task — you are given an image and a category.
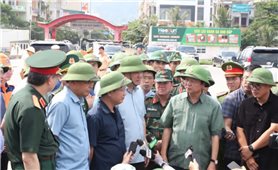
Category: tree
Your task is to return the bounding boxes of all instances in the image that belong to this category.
[241,1,278,48]
[213,6,231,28]
[167,6,188,26]
[122,15,157,44]
[56,27,80,44]
[0,2,29,28]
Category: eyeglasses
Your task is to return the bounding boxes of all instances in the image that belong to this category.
[249,82,263,89]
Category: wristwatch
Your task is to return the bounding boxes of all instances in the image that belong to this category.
[210,159,218,165]
[248,144,254,152]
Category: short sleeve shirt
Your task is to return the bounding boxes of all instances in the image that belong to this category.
[87,100,126,170]
[160,92,224,169]
[4,84,58,163]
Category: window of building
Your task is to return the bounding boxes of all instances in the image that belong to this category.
[198,0,204,5]
[241,13,248,27]
[196,47,206,53]
[233,17,240,26]
[210,8,212,21]
[197,7,204,21]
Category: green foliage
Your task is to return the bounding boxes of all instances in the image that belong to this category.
[213,6,231,28]
[167,6,188,26]
[122,15,158,44]
[241,1,278,48]
[0,2,29,28]
[31,22,44,40]
[56,27,80,44]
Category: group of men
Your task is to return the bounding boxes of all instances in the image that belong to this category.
[0,45,277,170]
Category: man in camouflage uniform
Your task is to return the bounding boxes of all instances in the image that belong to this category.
[148,51,168,72]
[168,52,182,85]
[145,69,173,140]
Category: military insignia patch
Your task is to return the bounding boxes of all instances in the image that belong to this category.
[226,65,232,70]
[32,95,41,109]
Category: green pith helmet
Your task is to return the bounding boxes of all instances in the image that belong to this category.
[155,69,173,82]
[67,50,84,61]
[26,50,66,73]
[139,53,149,62]
[205,69,215,87]
[247,68,275,86]
[118,55,147,73]
[144,65,156,77]
[180,65,210,86]
[61,62,99,81]
[98,71,132,96]
[109,52,126,70]
[60,53,80,73]
[176,58,199,72]
[149,50,169,64]
[83,54,102,68]
[169,52,182,62]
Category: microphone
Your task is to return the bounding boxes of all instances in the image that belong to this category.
[139,149,155,160]
[146,134,158,150]
[128,141,138,154]
[136,139,145,147]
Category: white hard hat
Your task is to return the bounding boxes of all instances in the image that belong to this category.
[111,164,136,170]
[51,45,60,50]
[26,46,35,53]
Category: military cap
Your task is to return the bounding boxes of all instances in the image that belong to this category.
[26,50,66,75]
[221,61,244,77]
[83,54,102,68]
[118,55,147,73]
[67,50,84,61]
[109,52,126,70]
[98,71,131,96]
[60,53,80,73]
[176,58,199,72]
[155,69,173,82]
[140,53,149,62]
[149,51,169,64]
[247,68,275,86]
[26,46,35,53]
[169,52,182,62]
[144,65,156,77]
[62,62,99,82]
[180,65,210,86]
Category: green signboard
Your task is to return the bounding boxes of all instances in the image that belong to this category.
[151,27,241,47]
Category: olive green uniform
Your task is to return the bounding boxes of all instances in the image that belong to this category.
[4,84,58,170]
[145,95,171,140]
[217,91,229,103]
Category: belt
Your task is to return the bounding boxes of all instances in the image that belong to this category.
[39,155,54,161]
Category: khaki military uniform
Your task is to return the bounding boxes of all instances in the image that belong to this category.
[217,91,229,103]
[4,85,58,170]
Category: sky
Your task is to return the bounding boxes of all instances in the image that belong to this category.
[90,0,140,26]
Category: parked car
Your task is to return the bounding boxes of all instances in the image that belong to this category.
[146,45,164,57]
[30,40,75,53]
[104,44,125,59]
[237,46,278,82]
[212,51,237,67]
[176,45,199,61]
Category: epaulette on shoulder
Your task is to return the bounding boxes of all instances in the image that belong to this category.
[32,95,41,109]
[216,91,228,98]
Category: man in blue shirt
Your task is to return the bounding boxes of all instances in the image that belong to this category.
[117,56,148,169]
[47,62,99,170]
[87,71,132,170]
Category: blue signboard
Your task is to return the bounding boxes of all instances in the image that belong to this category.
[232,4,251,13]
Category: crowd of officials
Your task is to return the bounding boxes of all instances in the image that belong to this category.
[0,44,278,170]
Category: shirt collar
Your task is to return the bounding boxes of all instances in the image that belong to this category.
[252,90,274,105]
[65,86,83,104]
[99,99,117,115]
[126,85,139,94]
[186,92,204,104]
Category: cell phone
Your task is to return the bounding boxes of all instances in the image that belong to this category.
[227,161,241,169]
[128,141,138,154]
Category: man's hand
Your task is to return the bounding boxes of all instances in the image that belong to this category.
[224,129,236,141]
[239,146,253,161]
[189,159,199,170]
[122,151,133,164]
[246,157,258,170]
[207,162,216,170]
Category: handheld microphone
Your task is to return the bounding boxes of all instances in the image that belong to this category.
[146,134,158,150]
[184,145,195,162]
[139,149,155,160]
[128,141,138,154]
